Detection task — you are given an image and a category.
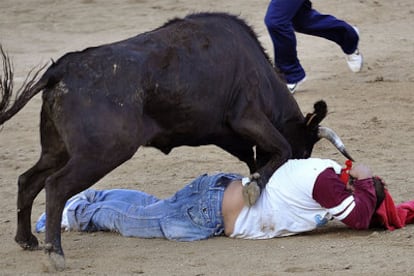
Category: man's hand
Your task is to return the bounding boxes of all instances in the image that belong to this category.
[349,164,373,180]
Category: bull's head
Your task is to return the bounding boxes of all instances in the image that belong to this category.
[288,100,353,161]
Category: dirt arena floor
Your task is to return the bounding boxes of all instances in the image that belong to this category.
[1,0,414,274]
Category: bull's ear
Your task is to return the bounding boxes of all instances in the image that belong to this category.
[305,100,327,129]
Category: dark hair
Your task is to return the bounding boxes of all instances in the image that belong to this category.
[372,176,386,210]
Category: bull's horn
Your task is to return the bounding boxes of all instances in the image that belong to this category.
[318,126,354,161]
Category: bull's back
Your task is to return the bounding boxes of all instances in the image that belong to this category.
[130,13,285,127]
[41,12,299,151]
[44,12,279,118]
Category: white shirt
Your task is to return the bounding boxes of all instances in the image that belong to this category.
[231,158,343,239]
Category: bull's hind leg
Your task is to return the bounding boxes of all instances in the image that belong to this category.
[15,108,69,250]
[43,149,138,271]
[15,155,65,250]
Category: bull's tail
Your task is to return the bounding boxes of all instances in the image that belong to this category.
[0,44,49,126]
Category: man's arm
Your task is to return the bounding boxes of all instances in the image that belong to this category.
[312,165,377,230]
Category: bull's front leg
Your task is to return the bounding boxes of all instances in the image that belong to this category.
[227,106,293,206]
[241,173,261,206]
[241,152,290,206]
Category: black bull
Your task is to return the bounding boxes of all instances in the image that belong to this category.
[0,12,352,270]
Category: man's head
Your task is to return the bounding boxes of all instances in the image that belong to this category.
[370,177,406,230]
[369,176,389,229]
[372,176,386,210]
[345,175,386,210]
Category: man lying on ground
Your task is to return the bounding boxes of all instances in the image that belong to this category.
[36,158,414,240]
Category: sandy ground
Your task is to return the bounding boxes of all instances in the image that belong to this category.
[1,0,414,275]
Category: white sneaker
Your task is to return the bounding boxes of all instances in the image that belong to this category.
[287,76,306,94]
[346,49,363,72]
[346,27,363,72]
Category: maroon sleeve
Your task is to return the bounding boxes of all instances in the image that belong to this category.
[313,168,377,230]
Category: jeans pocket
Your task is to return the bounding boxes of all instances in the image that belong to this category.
[186,205,211,227]
[158,203,216,241]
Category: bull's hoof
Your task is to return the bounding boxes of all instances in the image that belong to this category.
[15,234,40,251]
[49,252,66,271]
[242,181,260,206]
[45,243,66,271]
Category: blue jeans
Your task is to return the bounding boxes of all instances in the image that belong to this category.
[264,0,359,83]
[65,173,242,241]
